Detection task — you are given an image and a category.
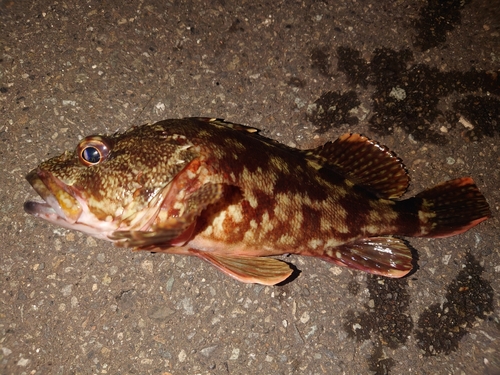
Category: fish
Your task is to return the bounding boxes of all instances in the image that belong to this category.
[24,117,491,285]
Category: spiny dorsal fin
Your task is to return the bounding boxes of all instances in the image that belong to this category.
[193,117,260,133]
[306,133,409,199]
[197,118,295,151]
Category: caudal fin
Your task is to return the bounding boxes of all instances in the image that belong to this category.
[414,177,490,238]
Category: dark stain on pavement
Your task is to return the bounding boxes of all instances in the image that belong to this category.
[344,276,413,372]
[311,47,333,78]
[343,252,494,372]
[309,46,499,143]
[414,0,471,51]
[415,252,494,356]
[369,342,396,375]
[452,95,500,141]
[305,91,360,133]
[344,276,413,347]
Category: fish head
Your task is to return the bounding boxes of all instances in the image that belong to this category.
[24,124,198,241]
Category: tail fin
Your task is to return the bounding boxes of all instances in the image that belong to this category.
[414,177,490,238]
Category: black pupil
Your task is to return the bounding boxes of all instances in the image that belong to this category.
[82,146,101,164]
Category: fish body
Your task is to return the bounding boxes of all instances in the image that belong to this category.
[24,118,490,285]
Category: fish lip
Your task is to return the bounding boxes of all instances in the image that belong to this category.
[23,199,56,217]
[24,168,82,224]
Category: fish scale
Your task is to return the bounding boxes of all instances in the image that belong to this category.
[24,117,491,285]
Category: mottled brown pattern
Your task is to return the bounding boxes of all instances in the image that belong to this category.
[25,118,490,284]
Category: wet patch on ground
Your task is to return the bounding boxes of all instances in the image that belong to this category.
[452,95,500,141]
[415,252,494,356]
[344,252,495,372]
[369,342,396,375]
[414,0,471,51]
[344,276,413,373]
[309,46,499,143]
[305,91,360,133]
[311,47,333,78]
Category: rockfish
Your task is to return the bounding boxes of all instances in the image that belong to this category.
[24,118,490,285]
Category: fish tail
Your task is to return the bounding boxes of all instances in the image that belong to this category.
[408,177,490,238]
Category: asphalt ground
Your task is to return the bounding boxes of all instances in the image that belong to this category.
[1,0,499,374]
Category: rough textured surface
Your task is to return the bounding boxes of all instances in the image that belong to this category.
[1,0,499,374]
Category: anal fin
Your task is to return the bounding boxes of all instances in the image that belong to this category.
[324,236,414,278]
[192,251,293,285]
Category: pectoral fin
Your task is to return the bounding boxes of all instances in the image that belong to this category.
[110,217,191,248]
[193,251,293,285]
[325,236,414,278]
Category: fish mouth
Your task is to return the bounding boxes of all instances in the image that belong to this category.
[24,168,164,240]
[24,168,83,228]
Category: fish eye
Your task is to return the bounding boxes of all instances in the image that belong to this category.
[82,146,101,164]
[77,136,111,166]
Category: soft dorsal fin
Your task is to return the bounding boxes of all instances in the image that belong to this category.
[306,133,409,199]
